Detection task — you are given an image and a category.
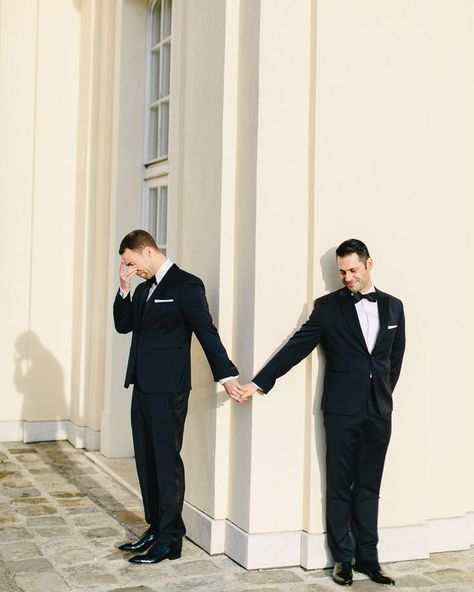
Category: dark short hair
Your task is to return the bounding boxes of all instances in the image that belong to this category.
[336,239,371,263]
[119,229,159,255]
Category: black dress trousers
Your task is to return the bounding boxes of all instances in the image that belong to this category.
[131,385,189,545]
[324,391,392,563]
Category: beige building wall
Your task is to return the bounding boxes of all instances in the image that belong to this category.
[309,0,474,563]
[178,0,228,521]
[1,0,82,440]
[1,0,473,570]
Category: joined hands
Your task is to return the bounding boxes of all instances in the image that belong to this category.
[223,381,259,403]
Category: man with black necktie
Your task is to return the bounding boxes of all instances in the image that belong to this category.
[242,239,405,586]
[113,230,243,564]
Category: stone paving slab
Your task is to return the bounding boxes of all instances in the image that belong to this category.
[0,440,473,592]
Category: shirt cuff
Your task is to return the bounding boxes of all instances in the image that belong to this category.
[219,375,239,385]
[119,287,130,299]
[252,381,266,395]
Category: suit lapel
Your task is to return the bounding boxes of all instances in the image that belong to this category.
[142,264,178,321]
[373,289,389,352]
[337,289,369,352]
[136,282,149,323]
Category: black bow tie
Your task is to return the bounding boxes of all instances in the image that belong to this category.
[145,276,157,288]
[351,291,377,303]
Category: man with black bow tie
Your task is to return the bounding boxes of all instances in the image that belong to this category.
[114,230,243,565]
[242,239,405,586]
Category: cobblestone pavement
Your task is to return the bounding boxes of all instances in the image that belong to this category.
[0,441,473,592]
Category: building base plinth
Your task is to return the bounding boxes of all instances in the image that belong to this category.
[0,420,100,451]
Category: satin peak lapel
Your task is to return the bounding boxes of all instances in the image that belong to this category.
[337,289,368,352]
[373,291,389,352]
[142,264,178,320]
[136,283,149,322]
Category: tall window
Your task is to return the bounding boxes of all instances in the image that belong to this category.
[147,185,168,255]
[144,0,172,250]
[147,0,172,162]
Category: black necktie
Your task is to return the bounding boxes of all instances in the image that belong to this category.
[145,276,157,289]
[351,291,377,303]
[141,276,157,318]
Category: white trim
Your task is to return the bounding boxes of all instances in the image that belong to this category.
[224,520,248,568]
[0,421,23,442]
[427,515,471,553]
[65,421,101,451]
[225,521,301,570]
[302,519,472,569]
[20,420,100,450]
[300,531,332,569]
[80,451,474,569]
[182,502,226,555]
[23,420,69,443]
[467,512,474,541]
[143,160,169,179]
[377,523,429,563]
[232,518,473,570]
[144,0,172,163]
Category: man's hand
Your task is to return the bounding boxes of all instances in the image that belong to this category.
[120,261,137,292]
[241,383,259,401]
[223,379,245,403]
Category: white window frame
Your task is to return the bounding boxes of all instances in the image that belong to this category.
[143,0,173,250]
[144,0,172,166]
[143,177,169,254]
[143,0,182,260]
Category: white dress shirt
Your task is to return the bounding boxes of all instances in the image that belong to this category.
[354,285,379,353]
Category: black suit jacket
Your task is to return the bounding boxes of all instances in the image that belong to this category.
[113,264,238,393]
[253,287,405,415]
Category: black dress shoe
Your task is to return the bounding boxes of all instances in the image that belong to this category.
[129,541,182,564]
[332,561,353,586]
[353,560,395,585]
[118,530,158,553]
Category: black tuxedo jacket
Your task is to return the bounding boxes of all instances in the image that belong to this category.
[113,264,238,393]
[253,287,405,415]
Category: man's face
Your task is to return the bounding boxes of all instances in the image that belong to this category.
[337,253,373,293]
[121,248,154,280]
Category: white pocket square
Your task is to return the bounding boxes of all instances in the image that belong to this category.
[155,299,174,303]
[387,325,397,329]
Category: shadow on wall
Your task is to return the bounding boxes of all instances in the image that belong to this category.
[320,247,340,293]
[14,332,68,430]
[312,246,340,544]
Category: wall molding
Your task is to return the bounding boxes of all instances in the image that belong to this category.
[300,531,332,569]
[0,421,23,442]
[467,512,474,541]
[182,502,226,556]
[182,506,474,569]
[427,515,471,553]
[0,420,100,451]
[225,521,302,569]
[72,451,474,570]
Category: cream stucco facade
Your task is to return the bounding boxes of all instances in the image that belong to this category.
[1,0,473,569]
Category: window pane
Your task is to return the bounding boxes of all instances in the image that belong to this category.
[163,0,172,38]
[148,106,159,160]
[150,49,160,103]
[158,187,168,245]
[148,188,158,237]
[151,0,162,46]
[161,42,171,98]
[158,101,169,157]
